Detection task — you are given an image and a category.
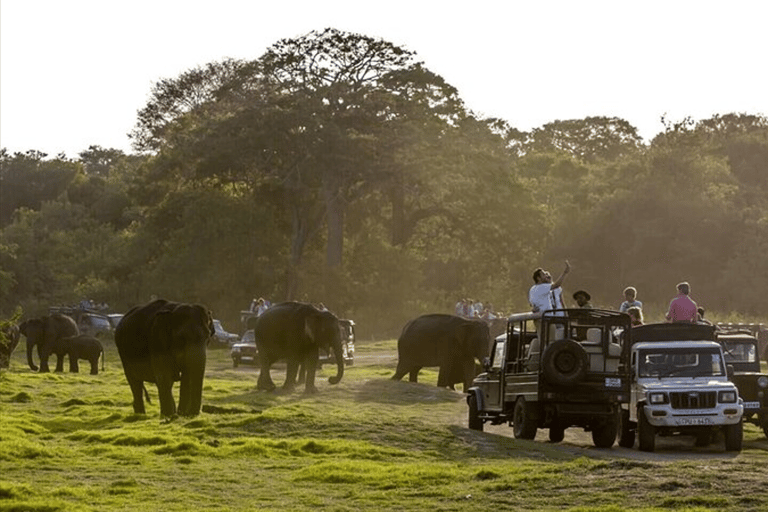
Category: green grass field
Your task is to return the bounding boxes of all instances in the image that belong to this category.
[2,339,768,511]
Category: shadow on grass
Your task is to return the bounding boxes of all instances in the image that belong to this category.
[353,378,466,405]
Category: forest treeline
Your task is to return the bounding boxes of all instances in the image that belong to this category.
[1,29,766,338]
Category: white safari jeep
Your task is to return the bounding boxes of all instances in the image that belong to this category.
[619,323,744,452]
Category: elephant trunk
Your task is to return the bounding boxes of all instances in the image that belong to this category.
[328,335,344,385]
[26,338,38,371]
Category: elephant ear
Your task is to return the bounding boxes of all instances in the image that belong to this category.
[304,314,317,342]
[456,322,478,354]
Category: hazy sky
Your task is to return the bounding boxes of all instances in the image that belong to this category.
[2,0,766,158]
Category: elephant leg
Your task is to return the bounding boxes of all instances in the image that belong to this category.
[257,356,277,391]
[151,357,177,418]
[391,361,409,382]
[38,347,50,373]
[437,365,449,388]
[178,345,205,417]
[128,380,147,414]
[283,361,299,391]
[70,354,80,373]
[54,352,65,373]
[89,358,98,375]
[301,356,319,394]
[409,368,421,382]
[461,358,476,391]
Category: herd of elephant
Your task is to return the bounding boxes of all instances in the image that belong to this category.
[2,299,493,421]
[1,316,104,375]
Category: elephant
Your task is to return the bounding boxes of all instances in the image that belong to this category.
[115,299,214,418]
[19,314,80,372]
[248,301,344,393]
[1,323,21,369]
[56,335,104,375]
[392,313,492,391]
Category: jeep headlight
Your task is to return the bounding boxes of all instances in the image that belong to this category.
[758,376,768,389]
[648,392,668,404]
[719,390,738,403]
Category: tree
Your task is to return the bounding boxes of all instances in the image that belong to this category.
[521,116,644,162]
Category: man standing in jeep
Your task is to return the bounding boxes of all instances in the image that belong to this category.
[666,282,698,323]
[528,260,571,316]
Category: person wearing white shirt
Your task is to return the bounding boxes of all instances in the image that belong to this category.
[528,261,571,317]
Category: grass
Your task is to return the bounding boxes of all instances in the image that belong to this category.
[1,338,768,511]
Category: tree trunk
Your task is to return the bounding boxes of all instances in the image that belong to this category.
[322,175,344,269]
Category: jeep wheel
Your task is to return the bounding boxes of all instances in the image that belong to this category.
[468,394,483,431]
[638,407,655,452]
[548,424,565,443]
[592,417,618,448]
[723,421,743,452]
[617,408,635,448]
[541,339,589,386]
[512,397,537,440]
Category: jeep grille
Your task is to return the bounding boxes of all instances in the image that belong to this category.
[670,391,717,409]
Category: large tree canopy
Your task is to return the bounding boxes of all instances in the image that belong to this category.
[2,28,767,335]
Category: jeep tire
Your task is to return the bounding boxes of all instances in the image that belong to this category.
[468,394,483,432]
[541,339,589,386]
[637,406,656,452]
[617,408,635,448]
[548,423,565,443]
[723,421,743,452]
[513,397,537,440]
[592,415,618,448]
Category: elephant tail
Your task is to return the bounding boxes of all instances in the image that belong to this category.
[143,384,152,405]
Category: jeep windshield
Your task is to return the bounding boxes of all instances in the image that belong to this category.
[638,346,726,378]
[721,342,758,365]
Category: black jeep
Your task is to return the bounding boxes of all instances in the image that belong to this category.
[717,328,768,437]
[467,309,631,448]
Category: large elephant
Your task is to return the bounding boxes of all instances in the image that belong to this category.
[56,335,104,375]
[115,299,214,418]
[20,314,79,372]
[249,301,344,393]
[1,323,21,369]
[392,313,492,391]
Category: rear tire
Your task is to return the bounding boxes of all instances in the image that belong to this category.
[723,421,743,452]
[638,406,655,452]
[513,397,537,440]
[468,394,483,431]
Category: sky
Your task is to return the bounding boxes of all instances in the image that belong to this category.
[1,0,767,158]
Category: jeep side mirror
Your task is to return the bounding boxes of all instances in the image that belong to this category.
[482,357,491,372]
[726,364,734,380]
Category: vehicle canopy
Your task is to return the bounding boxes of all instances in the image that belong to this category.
[630,323,715,344]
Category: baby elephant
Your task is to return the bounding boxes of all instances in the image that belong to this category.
[58,335,104,375]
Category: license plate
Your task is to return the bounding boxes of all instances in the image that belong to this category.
[743,401,761,410]
[604,377,622,388]
[675,417,713,426]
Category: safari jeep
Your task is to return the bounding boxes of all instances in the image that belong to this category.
[619,323,744,452]
[716,328,768,438]
[467,309,630,448]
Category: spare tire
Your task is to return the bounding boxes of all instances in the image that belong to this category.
[541,339,589,386]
